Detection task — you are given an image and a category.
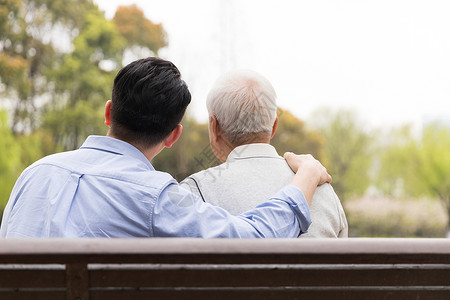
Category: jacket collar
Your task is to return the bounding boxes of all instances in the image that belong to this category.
[226,143,282,162]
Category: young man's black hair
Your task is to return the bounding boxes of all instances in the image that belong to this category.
[110,57,191,147]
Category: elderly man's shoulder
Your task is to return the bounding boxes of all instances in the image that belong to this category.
[314,182,339,200]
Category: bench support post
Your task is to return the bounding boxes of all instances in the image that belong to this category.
[66,262,89,300]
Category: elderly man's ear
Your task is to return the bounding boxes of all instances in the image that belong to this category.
[270,117,278,139]
[209,115,222,142]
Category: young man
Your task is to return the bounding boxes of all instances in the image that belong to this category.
[0,57,331,238]
[182,70,347,238]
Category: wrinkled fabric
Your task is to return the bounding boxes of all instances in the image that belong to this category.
[1,136,310,238]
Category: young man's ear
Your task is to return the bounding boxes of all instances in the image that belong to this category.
[270,117,278,139]
[104,100,112,126]
[164,124,183,148]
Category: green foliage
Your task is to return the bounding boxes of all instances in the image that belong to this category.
[42,8,126,150]
[0,1,168,217]
[311,109,374,201]
[376,125,419,197]
[0,0,21,33]
[1,0,167,148]
[0,0,25,87]
[0,54,29,94]
[0,110,60,218]
[49,8,125,99]
[0,110,21,211]
[377,123,450,231]
[72,9,125,63]
[416,124,450,201]
[17,129,60,167]
[271,108,324,160]
[412,124,450,229]
[43,100,106,150]
[0,0,95,133]
[41,0,95,26]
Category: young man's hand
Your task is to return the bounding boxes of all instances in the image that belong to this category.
[284,152,332,205]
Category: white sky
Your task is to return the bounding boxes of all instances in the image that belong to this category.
[94,0,450,129]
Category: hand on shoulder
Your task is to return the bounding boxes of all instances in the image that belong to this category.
[284,152,332,204]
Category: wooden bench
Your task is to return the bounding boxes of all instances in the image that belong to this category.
[0,238,449,300]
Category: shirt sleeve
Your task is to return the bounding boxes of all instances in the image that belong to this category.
[152,183,311,238]
[179,177,204,201]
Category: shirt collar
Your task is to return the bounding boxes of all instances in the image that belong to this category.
[226,143,282,162]
[80,135,154,170]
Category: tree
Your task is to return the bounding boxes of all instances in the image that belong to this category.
[0,1,169,218]
[0,0,25,86]
[310,109,374,201]
[113,4,167,57]
[417,124,450,234]
[0,110,21,215]
[0,109,59,219]
[376,125,418,197]
[1,1,168,150]
[0,0,95,133]
[271,108,324,160]
[377,123,450,235]
[40,4,167,150]
[0,0,20,31]
[42,8,126,149]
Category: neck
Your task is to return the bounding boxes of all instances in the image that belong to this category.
[234,133,271,149]
[139,143,165,162]
[216,138,271,162]
[106,130,164,162]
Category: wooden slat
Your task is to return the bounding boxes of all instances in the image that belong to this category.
[88,265,450,288]
[1,238,450,256]
[0,290,65,300]
[0,268,65,288]
[0,238,449,265]
[1,253,449,265]
[89,288,450,300]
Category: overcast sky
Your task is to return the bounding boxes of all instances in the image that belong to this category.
[95,0,450,129]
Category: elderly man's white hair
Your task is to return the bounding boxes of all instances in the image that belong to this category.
[206,70,277,145]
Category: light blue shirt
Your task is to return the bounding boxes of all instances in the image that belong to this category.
[0,136,311,238]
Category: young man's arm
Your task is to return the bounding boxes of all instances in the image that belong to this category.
[153,154,331,238]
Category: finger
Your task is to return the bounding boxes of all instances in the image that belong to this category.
[283,152,294,160]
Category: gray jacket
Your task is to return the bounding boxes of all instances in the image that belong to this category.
[181,143,348,238]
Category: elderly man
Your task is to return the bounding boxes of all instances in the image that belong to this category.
[182,70,348,238]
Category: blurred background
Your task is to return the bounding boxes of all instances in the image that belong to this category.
[0,0,449,237]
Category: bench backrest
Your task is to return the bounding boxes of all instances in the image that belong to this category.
[1,238,449,299]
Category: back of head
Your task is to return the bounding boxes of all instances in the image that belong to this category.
[110,57,191,147]
[206,70,277,145]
